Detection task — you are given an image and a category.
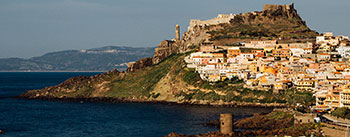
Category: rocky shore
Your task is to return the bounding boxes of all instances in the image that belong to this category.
[17,95,287,108]
[166,111,322,137]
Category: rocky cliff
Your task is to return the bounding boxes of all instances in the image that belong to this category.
[182,3,317,47]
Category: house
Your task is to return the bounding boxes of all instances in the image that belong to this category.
[274,80,293,91]
[258,74,275,88]
[324,90,341,108]
[336,46,350,58]
[227,56,241,63]
[245,40,277,48]
[241,53,254,59]
[303,48,313,55]
[272,49,292,58]
[340,84,350,108]
[317,53,331,61]
[275,43,290,49]
[296,80,314,92]
[290,48,304,57]
[251,49,265,58]
[200,42,216,53]
[227,47,241,58]
[289,42,313,49]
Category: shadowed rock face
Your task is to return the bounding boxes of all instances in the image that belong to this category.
[232,3,304,25]
[127,40,181,72]
[127,57,153,72]
[152,40,180,65]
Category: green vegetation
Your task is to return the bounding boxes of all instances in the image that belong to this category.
[177,67,315,105]
[236,111,294,130]
[235,111,321,136]
[208,23,317,41]
[105,54,183,98]
[331,107,350,119]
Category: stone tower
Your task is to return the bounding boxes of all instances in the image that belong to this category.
[175,24,180,41]
[220,113,233,134]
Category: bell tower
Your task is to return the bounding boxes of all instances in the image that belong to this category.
[175,24,180,41]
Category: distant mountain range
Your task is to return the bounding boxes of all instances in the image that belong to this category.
[0,46,155,72]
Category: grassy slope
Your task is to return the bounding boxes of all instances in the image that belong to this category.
[176,67,314,105]
[104,54,183,98]
[23,54,184,99]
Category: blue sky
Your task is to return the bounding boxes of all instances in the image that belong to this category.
[0,0,349,58]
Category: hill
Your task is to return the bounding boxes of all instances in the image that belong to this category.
[0,46,155,71]
[181,3,318,47]
[20,4,315,106]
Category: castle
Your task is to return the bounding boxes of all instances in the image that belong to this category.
[188,14,237,31]
[187,3,295,31]
[263,3,294,11]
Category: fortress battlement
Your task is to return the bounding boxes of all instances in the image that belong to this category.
[263,3,294,11]
[188,14,237,31]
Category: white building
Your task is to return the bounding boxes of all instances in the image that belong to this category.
[336,46,350,58]
[290,48,304,57]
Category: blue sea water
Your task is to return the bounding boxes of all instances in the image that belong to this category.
[0,72,272,137]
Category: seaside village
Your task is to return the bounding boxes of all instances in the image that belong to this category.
[184,32,350,111]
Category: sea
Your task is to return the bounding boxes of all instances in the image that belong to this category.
[0,72,272,137]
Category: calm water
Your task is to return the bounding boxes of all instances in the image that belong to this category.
[0,72,272,137]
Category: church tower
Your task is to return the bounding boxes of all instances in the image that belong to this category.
[175,24,180,41]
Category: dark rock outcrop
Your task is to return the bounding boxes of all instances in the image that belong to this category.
[152,40,180,64]
[231,3,305,26]
[126,57,153,72]
[127,39,181,72]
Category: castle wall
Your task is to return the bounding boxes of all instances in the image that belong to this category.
[263,3,294,11]
[188,14,236,31]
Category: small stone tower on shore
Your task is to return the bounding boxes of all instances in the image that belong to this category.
[220,113,233,134]
[175,24,180,41]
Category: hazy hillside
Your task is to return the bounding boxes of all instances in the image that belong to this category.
[0,46,155,71]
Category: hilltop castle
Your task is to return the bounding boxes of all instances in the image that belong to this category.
[187,3,295,31]
[128,3,302,72]
[264,3,294,11]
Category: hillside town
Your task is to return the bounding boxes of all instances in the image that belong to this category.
[185,32,350,111]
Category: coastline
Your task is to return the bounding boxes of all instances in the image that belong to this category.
[16,96,287,108]
[0,71,106,73]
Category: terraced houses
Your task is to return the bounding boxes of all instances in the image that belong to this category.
[185,32,350,110]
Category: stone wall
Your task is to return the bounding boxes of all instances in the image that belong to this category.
[152,40,180,64]
[188,14,236,31]
[126,57,153,72]
[126,39,181,72]
[264,3,294,11]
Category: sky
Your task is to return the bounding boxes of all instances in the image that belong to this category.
[0,0,349,58]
